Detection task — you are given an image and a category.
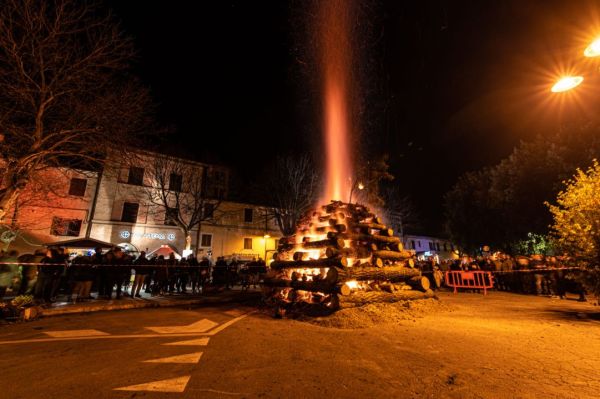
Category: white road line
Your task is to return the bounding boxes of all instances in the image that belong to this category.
[146,318,218,334]
[144,352,203,364]
[114,375,191,392]
[162,337,210,346]
[44,329,109,338]
[0,311,256,345]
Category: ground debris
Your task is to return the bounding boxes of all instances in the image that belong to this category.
[301,298,453,329]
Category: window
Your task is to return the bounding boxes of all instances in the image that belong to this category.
[164,207,178,226]
[417,241,421,248]
[169,173,182,191]
[204,203,214,219]
[51,217,82,237]
[244,238,252,250]
[201,234,212,247]
[244,208,253,223]
[411,240,415,250]
[68,178,87,196]
[121,202,139,223]
[443,243,448,251]
[127,167,144,185]
[436,243,440,251]
[428,242,434,250]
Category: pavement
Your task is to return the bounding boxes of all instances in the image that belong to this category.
[0,291,598,398]
[27,287,262,318]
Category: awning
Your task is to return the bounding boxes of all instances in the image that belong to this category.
[147,244,181,260]
[43,237,115,249]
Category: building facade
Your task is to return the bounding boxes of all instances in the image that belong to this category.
[402,234,458,263]
[4,152,281,260]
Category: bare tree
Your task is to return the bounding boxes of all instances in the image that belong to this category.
[350,155,394,207]
[381,186,419,239]
[266,155,320,236]
[141,155,223,253]
[0,0,152,220]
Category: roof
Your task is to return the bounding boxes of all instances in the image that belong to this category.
[43,237,115,249]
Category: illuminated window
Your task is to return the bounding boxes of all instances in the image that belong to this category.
[201,234,212,247]
[244,208,253,223]
[127,167,144,186]
[169,173,182,191]
[51,217,82,236]
[244,238,252,250]
[121,202,139,223]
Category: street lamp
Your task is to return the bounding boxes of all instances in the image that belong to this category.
[551,76,584,92]
[584,37,600,58]
[550,37,600,92]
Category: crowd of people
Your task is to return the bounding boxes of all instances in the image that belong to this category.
[0,247,267,304]
[417,254,588,300]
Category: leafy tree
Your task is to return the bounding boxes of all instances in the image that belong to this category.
[0,0,152,220]
[547,160,600,296]
[445,123,600,253]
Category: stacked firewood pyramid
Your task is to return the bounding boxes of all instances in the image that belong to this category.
[263,201,431,312]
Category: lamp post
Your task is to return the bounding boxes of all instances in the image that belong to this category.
[550,37,600,92]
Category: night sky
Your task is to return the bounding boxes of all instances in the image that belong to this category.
[107,0,600,234]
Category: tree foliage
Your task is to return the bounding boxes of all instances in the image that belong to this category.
[547,160,600,296]
[547,160,600,264]
[444,123,600,253]
[0,0,152,219]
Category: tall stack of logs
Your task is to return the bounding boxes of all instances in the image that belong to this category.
[263,201,431,312]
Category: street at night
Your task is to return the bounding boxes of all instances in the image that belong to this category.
[2,293,599,399]
[2,0,600,397]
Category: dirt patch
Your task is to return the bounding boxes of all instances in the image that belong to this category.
[304,297,453,328]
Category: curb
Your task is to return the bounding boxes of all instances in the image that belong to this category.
[39,292,261,318]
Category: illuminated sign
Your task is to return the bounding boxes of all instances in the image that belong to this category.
[120,230,175,241]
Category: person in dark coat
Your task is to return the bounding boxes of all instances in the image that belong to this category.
[131,251,148,298]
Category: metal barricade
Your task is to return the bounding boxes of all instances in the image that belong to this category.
[444,271,494,295]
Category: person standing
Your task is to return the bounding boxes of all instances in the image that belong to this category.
[131,251,148,298]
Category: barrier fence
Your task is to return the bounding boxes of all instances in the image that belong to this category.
[444,271,494,295]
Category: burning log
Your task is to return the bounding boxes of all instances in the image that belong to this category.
[328,232,401,245]
[372,250,413,261]
[406,276,431,292]
[303,237,345,249]
[262,278,336,293]
[339,265,421,282]
[325,246,371,259]
[270,257,349,270]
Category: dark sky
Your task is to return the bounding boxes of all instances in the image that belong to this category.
[107,0,600,234]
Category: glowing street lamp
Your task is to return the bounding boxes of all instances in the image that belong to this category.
[550,76,584,93]
[584,37,600,57]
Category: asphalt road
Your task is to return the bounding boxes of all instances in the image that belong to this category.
[1,293,599,399]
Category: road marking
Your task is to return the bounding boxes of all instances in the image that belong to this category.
[114,375,191,393]
[0,312,255,345]
[205,312,255,335]
[44,329,109,338]
[163,337,210,346]
[144,352,203,364]
[146,318,218,334]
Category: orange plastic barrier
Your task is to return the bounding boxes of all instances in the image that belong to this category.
[444,271,494,295]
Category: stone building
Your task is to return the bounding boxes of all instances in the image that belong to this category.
[3,151,281,259]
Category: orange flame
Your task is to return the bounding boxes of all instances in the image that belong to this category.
[319,0,353,203]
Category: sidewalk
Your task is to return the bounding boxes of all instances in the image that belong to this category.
[38,287,262,318]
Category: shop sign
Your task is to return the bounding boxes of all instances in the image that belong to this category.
[120,230,175,241]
